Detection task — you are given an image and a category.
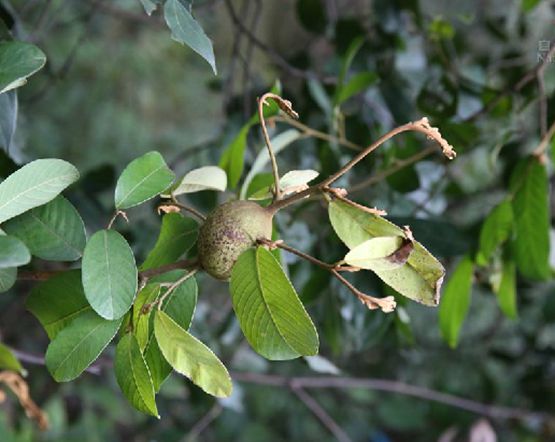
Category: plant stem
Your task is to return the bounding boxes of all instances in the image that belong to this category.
[154,268,198,312]
[170,197,207,221]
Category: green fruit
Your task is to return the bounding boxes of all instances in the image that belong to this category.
[198,200,273,280]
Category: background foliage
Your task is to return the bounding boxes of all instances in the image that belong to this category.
[0,0,554,441]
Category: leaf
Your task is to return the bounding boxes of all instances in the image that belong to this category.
[476,199,513,266]
[495,260,517,319]
[219,124,249,189]
[82,230,138,320]
[154,310,231,397]
[140,213,198,271]
[0,343,23,373]
[230,247,319,360]
[333,36,365,105]
[0,41,46,94]
[0,267,16,293]
[438,256,474,348]
[27,270,91,339]
[344,236,409,271]
[139,0,158,15]
[163,0,217,74]
[170,166,227,195]
[45,311,122,382]
[144,276,198,391]
[114,151,174,210]
[329,200,445,305]
[0,235,30,268]
[0,159,79,224]
[115,333,158,417]
[0,90,17,152]
[3,195,86,261]
[239,129,302,199]
[510,158,550,280]
[132,285,161,350]
[336,72,378,104]
[279,169,319,194]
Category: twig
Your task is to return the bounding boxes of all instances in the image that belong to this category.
[107,210,128,229]
[0,371,48,430]
[258,238,395,313]
[257,93,299,201]
[267,118,455,213]
[184,403,223,442]
[170,197,207,221]
[231,372,550,422]
[154,268,198,311]
[292,386,352,442]
[533,119,555,162]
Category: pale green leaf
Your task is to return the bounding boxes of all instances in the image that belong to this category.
[476,199,513,266]
[27,270,91,339]
[114,151,174,210]
[139,0,157,15]
[0,159,79,224]
[163,0,217,74]
[0,343,24,373]
[132,285,161,350]
[230,247,319,360]
[82,230,138,320]
[170,166,227,195]
[0,90,17,152]
[0,267,16,293]
[329,200,445,305]
[154,310,232,397]
[0,235,30,268]
[439,256,474,348]
[45,311,122,382]
[344,236,406,271]
[510,158,550,280]
[3,195,86,261]
[115,333,158,417]
[495,260,517,319]
[279,169,319,194]
[140,213,198,271]
[0,41,46,94]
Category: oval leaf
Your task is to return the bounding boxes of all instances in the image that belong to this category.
[163,0,217,74]
[45,311,122,382]
[476,199,513,266]
[154,310,231,397]
[495,260,517,320]
[438,256,474,348]
[26,270,91,339]
[230,247,319,360]
[82,230,138,320]
[114,151,174,210]
[0,159,79,224]
[0,235,30,268]
[329,200,445,306]
[0,343,24,374]
[0,41,46,94]
[3,195,86,261]
[279,169,319,195]
[115,333,158,417]
[170,166,227,195]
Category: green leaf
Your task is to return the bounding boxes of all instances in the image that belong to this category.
[3,196,86,261]
[115,333,158,417]
[0,41,46,94]
[0,235,30,268]
[27,270,91,339]
[329,201,445,305]
[169,166,227,195]
[510,158,550,280]
[163,0,216,74]
[132,285,161,350]
[495,260,517,319]
[333,36,365,105]
[154,310,231,397]
[114,151,174,210]
[219,124,250,190]
[0,267,16,293]
[82,230,138,320]
[0,90,17,152]
[140,213,198,271]
[144,276,198,391]
[139,0,158,15]
[336,72,378,104]
[438,256,474,348]
[344,236,407,271]
[0,343,24,373]
[0,159,79,224]
[476,199,513,266]
[45,311,122,382]
[230,247,319,360]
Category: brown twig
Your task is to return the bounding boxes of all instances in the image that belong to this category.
[0,371,48,430]
[292,385,352,442]
[107,210,128,229]
[169,197,207,221]
[533,119,555,162]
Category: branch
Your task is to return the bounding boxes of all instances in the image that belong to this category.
[292,386,352,442]
[533,119,555,162]
[231,372,550,422]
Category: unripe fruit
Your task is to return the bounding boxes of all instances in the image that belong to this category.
[198,200,273,280]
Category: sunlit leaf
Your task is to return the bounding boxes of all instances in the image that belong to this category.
[439,256,474,348]
[170,166,227,195]
[230,247,319,360]
[0,342,24,373]
[154,310,231,397]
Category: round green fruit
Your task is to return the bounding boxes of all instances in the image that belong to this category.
[198,200,273,280]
